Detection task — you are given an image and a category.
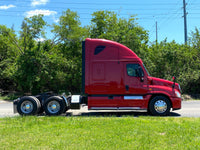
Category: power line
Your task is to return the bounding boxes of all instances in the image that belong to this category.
[1,6,194,11]
[2,13,200,20]
[1,0,200,7]
[148,0,182,42]
[1,0,200,44]
[0,1,191,5]
[2,10,196,16]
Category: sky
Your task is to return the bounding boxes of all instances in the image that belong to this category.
[0,0,200,44]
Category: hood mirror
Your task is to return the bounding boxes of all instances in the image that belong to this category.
[172,76,176,88]
[136,66,144,82]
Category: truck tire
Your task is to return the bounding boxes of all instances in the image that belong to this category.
[17,96,41,115]
[44,96,66,116]
[149,96,171,116]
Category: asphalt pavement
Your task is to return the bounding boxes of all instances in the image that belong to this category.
[173,101,200,117]
[1,100,200,118]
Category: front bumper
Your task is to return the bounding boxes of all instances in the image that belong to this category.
[171,97,182,110]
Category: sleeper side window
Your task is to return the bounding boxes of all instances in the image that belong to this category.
[126,64,144,77]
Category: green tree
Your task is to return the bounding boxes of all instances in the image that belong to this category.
[189,27,200,49]
[1,9,200,95]
[0,25,19,91]
[147,39,200,94]
[89,11,149,55]
[15,15,47,93]
[52,9,88,93]
[19,14,46,52]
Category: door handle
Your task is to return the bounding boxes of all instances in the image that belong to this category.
[125,85,129,91]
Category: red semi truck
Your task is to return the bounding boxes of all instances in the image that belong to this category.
[14,38,182,116]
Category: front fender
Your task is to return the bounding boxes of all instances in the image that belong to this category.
[148,85,182,109]
[149,85,176,98]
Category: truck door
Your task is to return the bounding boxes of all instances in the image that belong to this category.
[121,62,148,107]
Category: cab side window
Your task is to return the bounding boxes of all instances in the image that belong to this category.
[126,64,144,77]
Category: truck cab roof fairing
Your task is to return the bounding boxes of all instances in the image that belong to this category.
[85,38,143,63]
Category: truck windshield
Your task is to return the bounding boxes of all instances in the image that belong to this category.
[143,64,151,76]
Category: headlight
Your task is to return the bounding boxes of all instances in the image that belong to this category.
[175,91,181,98]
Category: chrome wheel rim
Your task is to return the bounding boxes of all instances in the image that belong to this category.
[47,101,60,114]
[154,100,167,113]
[21,101,33,114]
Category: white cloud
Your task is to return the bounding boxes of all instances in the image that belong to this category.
[35,38,46,42]
[0,4,16,10]
[31,0,49,7]
[25,9,57,18]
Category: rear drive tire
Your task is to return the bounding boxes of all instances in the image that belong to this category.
[17,96,41,115]
[149,96,171,116]
[44,96,66,116]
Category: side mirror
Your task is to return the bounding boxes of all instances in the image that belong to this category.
[136,69,141,77]
[136,68,144,82]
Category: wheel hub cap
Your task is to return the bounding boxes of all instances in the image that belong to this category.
[154,100,167,113]
[47,101,60,114]
[51,104,57,110]
[25,104,31,110]
[21,101,33,114]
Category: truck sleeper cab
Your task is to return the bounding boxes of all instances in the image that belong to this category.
[13,38,182,116]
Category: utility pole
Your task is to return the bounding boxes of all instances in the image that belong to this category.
[156,21,158,43]
[183,0,187,44]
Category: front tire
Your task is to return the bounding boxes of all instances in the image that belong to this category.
[44,96,66,116]
[149,96,171,116]
[17,96,41,115]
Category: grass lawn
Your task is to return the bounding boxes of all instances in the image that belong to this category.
[0,116,200,150]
